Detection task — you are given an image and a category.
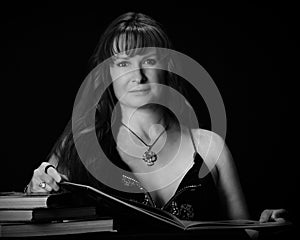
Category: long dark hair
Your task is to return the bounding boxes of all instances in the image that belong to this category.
[48,12,191,189]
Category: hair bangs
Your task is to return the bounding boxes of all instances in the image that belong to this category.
[110,25,168,58]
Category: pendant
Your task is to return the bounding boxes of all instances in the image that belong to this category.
[142,150,157,166]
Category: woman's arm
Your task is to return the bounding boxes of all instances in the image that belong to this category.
[208,132,249,219]
[48,154,59,167]
[25,136,69,193]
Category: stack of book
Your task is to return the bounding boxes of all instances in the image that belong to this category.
[0,191,114,237]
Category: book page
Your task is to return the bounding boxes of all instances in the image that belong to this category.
[181,219,292,230]
[59,181,186,229]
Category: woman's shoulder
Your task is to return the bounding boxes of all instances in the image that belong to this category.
[189,128,226,169]
[190,128,225,152]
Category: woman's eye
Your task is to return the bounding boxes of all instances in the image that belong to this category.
[116,61,129,67]
[143,59,157,65]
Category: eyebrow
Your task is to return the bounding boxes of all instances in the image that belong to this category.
[113,52,157,61]
[113,56,130,60]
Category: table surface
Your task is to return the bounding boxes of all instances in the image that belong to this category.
[1,220,294,239]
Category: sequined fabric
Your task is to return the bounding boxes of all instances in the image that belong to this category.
[169,201,195,220]
[119,152,223,221]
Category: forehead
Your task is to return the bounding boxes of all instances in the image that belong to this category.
[112,49,157,61]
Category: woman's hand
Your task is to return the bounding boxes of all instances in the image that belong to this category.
[25,162,68,193]
[259,209,288,223]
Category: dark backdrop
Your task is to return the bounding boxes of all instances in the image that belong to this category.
[0,4,296,222]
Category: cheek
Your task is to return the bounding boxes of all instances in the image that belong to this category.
[110,67,128,99]
[145,69,164,83]
[110,66,119,81]
[112,80,124,100]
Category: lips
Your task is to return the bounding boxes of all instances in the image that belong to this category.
[129,88,150,92]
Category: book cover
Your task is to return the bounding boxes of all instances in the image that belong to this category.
[0,218,114,237]
[0,206,97,222]
[0,191,73,209]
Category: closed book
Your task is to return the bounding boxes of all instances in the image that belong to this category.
[0,206,97,222]
[0,192,73,209]
[0,218,114,237]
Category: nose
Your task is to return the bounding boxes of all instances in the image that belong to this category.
[131,67,146,83]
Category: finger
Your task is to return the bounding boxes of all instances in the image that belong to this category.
[42,173,60,191]
[271,209,287,222]
[273,217,286,223]
[259,209,272,223]
[45,165,62,183]
[30,163,55,193]
[31,178,52,193]
[42,182,52,192]
[272,209,286,218]
[33,172,58,192]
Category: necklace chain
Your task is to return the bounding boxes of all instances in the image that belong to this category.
[121,122,168,166]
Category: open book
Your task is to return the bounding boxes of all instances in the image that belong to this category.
[59,181,292,232]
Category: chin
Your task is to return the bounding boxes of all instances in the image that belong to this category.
[122,94,164,109]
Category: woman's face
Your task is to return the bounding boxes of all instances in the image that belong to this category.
[110,49,165,109]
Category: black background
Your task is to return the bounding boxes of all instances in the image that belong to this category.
[0,4,297,222]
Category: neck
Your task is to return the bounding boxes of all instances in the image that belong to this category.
[120,105,167,141]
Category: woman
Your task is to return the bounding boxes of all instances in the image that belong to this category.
[25,12,286,223]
